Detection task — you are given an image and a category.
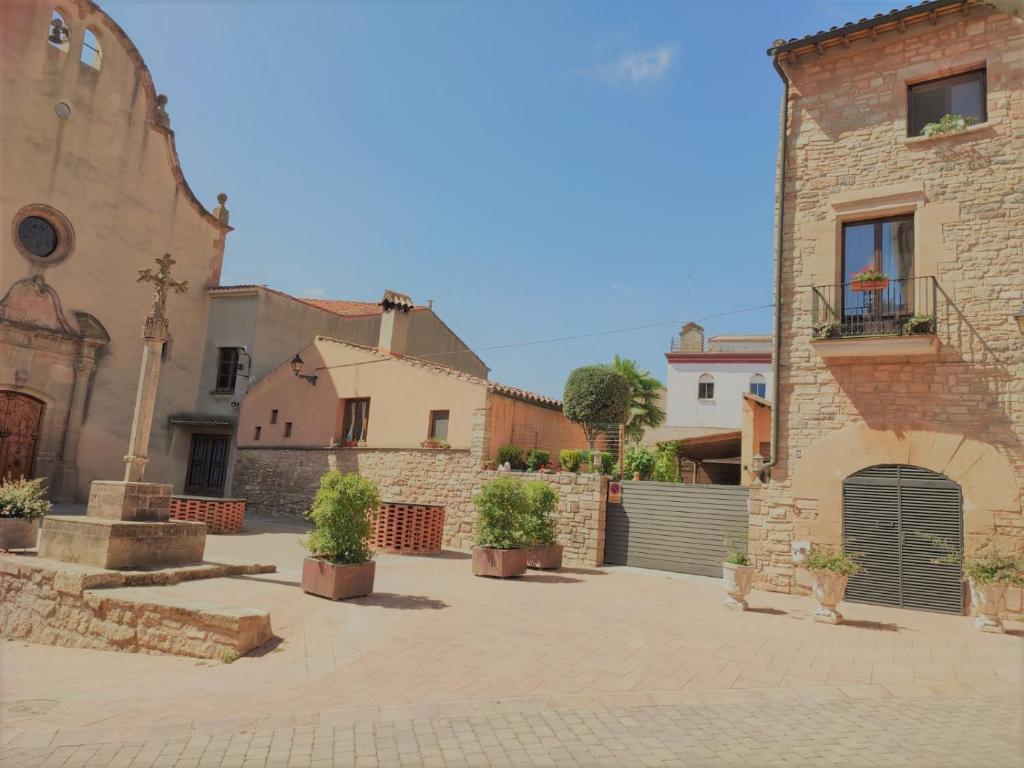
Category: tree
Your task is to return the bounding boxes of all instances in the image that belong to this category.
[562,365,631,449]
[609,355,666,445]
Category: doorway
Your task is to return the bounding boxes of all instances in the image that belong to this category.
[184,433,230,496]
[0,391,44,480]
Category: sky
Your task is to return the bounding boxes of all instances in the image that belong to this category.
[104,0,872,398]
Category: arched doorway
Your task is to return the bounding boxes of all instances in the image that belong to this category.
[0,392,45,480]
[843,465,963,614]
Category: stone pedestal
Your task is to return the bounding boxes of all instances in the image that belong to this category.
[37,480,207,570]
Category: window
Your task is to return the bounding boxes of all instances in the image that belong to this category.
[253,426,261,441]
[340,398,370,443]
[842,215,914,318]
[908,69,986,136]
[749,374,767,399]
[429,410,450,441]
[284,422,293,438]
[48,10,69,52]
[81,28,102,69]
[697,374,714,401]
[215,347,239,392]
[270,409,278,424]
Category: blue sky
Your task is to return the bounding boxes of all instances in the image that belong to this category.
[106,0,868,398]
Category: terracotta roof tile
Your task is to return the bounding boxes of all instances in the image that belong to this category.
[487,382,563,409]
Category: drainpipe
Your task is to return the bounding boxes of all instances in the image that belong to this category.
[763,53,789,480]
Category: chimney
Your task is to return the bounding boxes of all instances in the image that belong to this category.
[678,322,704,352]
[377,289,414,356]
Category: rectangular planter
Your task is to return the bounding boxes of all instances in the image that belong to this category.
[301,557,375,600]
[850,279,889,292]
[527,544,564,570]
[472,547,528,578]
[0,518,40,550]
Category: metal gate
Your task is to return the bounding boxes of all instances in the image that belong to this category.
[604,481,749,577]
[843,465,963,614]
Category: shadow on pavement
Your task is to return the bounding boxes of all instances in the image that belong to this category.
[350,592,450,610]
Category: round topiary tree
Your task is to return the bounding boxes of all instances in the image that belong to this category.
[562,365,631,449]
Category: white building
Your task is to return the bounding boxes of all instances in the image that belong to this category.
[664,323,771,430]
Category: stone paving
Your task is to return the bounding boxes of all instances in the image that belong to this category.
[2,516,1022,766]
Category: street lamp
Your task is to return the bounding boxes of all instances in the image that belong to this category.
[290,353,318,386]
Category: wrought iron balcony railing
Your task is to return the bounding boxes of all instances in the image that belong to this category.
[812,276,938,340]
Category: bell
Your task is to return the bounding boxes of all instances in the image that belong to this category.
[48,20,68,45]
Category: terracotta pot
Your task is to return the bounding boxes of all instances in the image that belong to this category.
[527,543,563,570]
[851,278,889,292]
[722,562,755,610]
[472,547,527,578]
[0,518,40,550]
[301,556,375,600]
[809,569,849,624]
[969,579,1007,634]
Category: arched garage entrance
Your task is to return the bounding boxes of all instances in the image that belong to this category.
[843,465,963,614]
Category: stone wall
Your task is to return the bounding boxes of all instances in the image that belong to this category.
[753,7,1023,612]
[233,447,608,567]
[0,556,273,659]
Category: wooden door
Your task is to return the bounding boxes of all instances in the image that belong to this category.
[0,392,44,480]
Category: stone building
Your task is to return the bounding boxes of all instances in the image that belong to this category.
[0,1,231,499]
[753,0,1023,616]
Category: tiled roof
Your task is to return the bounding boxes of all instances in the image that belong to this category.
[768,0,974,59]
[640,426,738,448]
[487,383,563,409]
[300,299,387,317]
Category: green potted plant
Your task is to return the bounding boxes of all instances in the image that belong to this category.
[815,320,841,339]
[0,477,50,551]
[472,477,528,578]
[722,535,754,611]
[558,449,582,473]
[522,480,562,570]
[801,546,861,624]
[525,449,550,472]
[920,113,977,137]
[497,445,526,471]
[301,471,380,600]
[905,313,935,334]
[850,267,889,292]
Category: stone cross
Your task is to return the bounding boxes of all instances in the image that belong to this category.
[123,254,188,482]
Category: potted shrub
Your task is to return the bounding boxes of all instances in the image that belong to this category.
[497,445,526,471]
[850,267,889,292]
[523,480,562,570]
[920,113,977,137]
[558,449,582,473]
[525,449,550,472]
[472,477,528,578]
[802,546,861,624]
[905,313,935,334]
[0,477,50,551]
[815,321,841,339]
[722,550,755,611]
[300,471,380,600]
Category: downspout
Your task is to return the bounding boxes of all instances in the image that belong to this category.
[763,53,789,479]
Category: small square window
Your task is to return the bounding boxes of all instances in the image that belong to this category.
[908,69,986,137]
[254,425,261,441]
[284,422,292,438]
[270,409,279,424]
[429,410,450,441]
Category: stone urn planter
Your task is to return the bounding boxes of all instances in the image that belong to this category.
[302,557,376,600]
[528,543,563,570]
[722,562,755,610]
[0,518,40,550]
[472,547,528,578]
[809,569,849,624]
[969,579,1007,634]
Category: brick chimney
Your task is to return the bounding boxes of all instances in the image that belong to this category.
[678,322,704,352]
[377,289,415,356]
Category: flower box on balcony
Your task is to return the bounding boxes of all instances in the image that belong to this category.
[850,268,889,292]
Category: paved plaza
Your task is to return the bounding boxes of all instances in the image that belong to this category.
[2,518,1022,766]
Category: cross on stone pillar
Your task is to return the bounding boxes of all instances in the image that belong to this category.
[123,254,188,482]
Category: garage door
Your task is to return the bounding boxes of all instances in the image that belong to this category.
[843,465,963,614]
[604,481,749,577]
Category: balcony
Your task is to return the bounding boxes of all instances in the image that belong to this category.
[811,276,940,359]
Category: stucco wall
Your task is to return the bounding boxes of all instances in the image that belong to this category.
[237,337,488,450]
[0,1,230,498]
[666,362,772,429]
[751,8,1024,611]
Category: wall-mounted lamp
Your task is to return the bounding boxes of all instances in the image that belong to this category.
[290,353,318,386]
[1015,304,1024,336]
[750,453,765,474]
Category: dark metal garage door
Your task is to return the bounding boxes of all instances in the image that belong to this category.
[843,465,963,614]
[604,481,749,577]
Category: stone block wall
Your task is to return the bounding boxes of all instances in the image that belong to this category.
[753,7,1023,604]
[233,449,608,566]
